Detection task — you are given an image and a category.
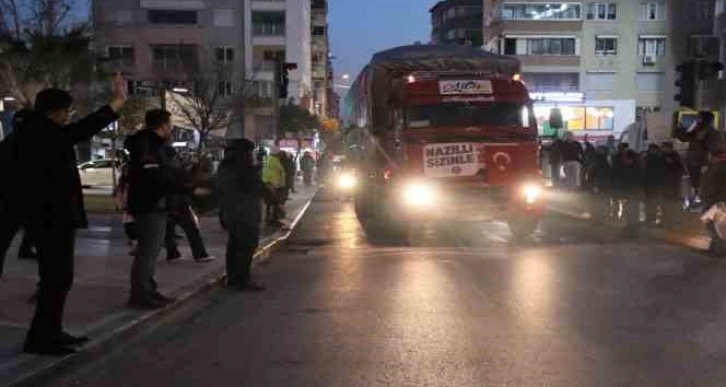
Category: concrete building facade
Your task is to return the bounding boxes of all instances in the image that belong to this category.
[431,0,484,46]
[481,0,699,139]
[93,0,313,141]
[310,0,332,118]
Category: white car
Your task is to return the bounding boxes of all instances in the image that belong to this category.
[78,159,116,187]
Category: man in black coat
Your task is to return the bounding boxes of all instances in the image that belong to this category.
[124,109,177,309]
[9,77,126,355]
[218,138,269,291]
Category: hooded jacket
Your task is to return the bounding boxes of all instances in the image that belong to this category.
[218,146,267,228]
[10,106,118,228]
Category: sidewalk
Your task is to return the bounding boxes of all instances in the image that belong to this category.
[0,184,317,387]
[547,188,711,251]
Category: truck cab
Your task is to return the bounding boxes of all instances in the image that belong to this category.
[346,45,544,241]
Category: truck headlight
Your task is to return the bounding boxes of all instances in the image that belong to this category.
[337,173,356,189]
[402,181,437,207]
[522,183,542,204]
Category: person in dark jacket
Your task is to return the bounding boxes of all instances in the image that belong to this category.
[9,78,126,355]
[660,142,685,228]
[643,144,667,224]
[674,111,722,205]
[584,145,611,224]
[700,143,726,255]
[281,151,296,195]
[0,110,37,277]
[612,145,642,236]
[560,132,584,189]
[218,138,269,291]
[164,150,213,263]
[124,109,177,309]
[300,151,315,186]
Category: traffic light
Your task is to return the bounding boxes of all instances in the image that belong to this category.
[698,60,724,80]
[276,62,298,99]
[675,60,698,108]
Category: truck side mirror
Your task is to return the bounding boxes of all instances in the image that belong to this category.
[549,108,564,130]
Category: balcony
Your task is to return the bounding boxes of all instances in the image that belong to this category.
[312,0,326,11]
[517,55,581,69]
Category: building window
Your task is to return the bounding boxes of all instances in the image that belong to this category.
[151,45,198,72]
[111,10,133,25]
[213,9,234,27]
[447,8,456,18]
[502,3,582,21]
[312,25,325,36]
[595,37,617,55]
[586,3,616,20]
[638,37,666,57]
[447,29,456,40]
[636,72,665,91]
[692,1,713,21]
[527,38,577,55]
[215,47,234,63]
[585,107,615,130]
[503,38,517,55]
[640,2,666,21]
[254,81,274,98]
[148,10,197,24]
[689,36,721,58]
[217,81,233,97]
[252,11,285,35]
[523,72,580,92]
[107,45,135,68]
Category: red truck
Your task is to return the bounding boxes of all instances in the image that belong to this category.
[344,45,543,241]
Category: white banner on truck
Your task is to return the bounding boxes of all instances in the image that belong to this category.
[438,80,493,95]
[423,142,481,177]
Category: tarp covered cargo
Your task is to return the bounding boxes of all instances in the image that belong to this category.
[346,45,521,132]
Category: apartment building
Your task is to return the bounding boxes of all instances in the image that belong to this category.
[93,0,313,141]
[310,0,331,118]
[243,0,313,138]
[430,0,484,46]
[481,0,694,139]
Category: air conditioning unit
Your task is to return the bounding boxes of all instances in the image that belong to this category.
[642,55,656,66]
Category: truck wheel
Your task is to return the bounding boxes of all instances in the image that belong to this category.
[508,218,539,240]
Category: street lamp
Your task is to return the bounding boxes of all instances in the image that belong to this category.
[172,87,189,93]
[341,73,350,80]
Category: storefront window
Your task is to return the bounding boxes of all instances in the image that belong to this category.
[534,105,614,135]
[585,107,615,130]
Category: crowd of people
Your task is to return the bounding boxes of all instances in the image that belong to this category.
[547,111,726,252]
[0,75,319,356]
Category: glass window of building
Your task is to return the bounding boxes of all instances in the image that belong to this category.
[151,45,198,72]
[502,3,582,21]
[640,2,666,21]
[215,47,234,63]
[107,46,135,67]
[586,3,616,20]
[527,38,577,56]
[252,11,285,35]
[638,37,666,57]
[595,37,617,55]
[148,10,197,24]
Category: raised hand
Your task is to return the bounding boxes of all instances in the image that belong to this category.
[110,72,127,112]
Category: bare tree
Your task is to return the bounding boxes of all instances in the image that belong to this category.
[0,0,93,107]
[166,63,260,154]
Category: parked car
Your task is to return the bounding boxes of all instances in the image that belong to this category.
[78,159,116,187]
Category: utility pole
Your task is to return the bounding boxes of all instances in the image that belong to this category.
[273,58,282,140]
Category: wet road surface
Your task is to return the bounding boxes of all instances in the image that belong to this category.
[45,193,726,387]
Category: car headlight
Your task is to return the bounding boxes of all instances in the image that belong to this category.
[337,173,356,189]
[522,183,542,204]
[402,181,437,207]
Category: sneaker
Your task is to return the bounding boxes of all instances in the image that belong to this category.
[127,296,168,310]
[195,256,216,263]
[56,332,90,346]
[151,291,176,304]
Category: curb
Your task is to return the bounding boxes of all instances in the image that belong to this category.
[3,190,318,387]
[547,206,711,253]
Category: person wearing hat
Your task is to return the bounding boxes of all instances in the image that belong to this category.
[218,138,269,291]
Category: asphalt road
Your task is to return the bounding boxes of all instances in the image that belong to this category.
[44,192,726,387]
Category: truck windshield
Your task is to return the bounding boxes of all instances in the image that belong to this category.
[407,102,528,128]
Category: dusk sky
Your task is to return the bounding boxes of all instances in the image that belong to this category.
[329,0,436,82]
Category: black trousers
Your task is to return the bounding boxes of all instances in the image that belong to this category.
[688,164,703,196]
[24,224,75,344]
[165,204,208,259]
[225,220,260,286]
